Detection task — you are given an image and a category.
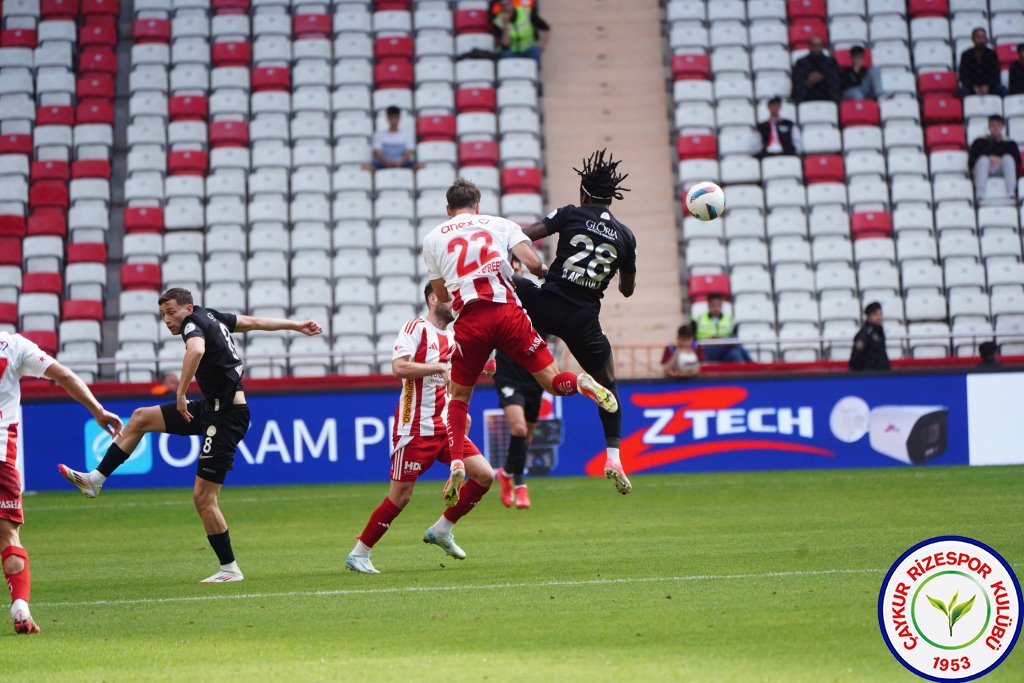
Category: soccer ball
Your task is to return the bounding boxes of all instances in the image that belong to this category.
[686,182,725,221]
[675,350,700,376]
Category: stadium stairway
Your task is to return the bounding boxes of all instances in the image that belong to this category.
[541,0,682,374]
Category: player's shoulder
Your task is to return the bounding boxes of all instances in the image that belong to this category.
[400,317,427,336]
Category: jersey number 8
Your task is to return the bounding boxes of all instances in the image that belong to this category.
[565,234,618,282]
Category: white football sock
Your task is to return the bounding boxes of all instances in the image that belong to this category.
[352,540,371,556]
[90,470,107,485]
[432,516,454,536]
[10,599,29,619]
[605,448,621,466]
[220,561,240,573]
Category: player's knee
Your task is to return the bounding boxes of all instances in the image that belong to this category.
[3,553,25,574]
[192,488,217,512]
[390,488,413,508]
[508,420,529,438]
[473,467,494,488]
[129,407,154,432]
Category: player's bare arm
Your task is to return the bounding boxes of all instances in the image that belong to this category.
[511,241,547,279]
[430,278,450,303]
[43,362,123,437]
[618,270,636,298]
[176,337,205,423]
[233,315,322,335]
[523,221,550,241]
[392,356,450,384]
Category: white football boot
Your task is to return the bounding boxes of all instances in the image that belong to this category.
[57,464,101,499]
[346,553,381,574]
[423,528,466,560]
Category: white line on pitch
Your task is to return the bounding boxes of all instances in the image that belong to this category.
[37,567,884,608]
[25,492,359,512]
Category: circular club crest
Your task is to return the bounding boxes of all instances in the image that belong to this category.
[879,536,1022,681]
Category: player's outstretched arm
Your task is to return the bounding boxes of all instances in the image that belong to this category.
[392,356,450,383]
[43,362,123,437]
[234,315,323,336]
[511,242,547,279]
[523,221,550,241]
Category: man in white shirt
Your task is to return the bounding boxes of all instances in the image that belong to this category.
[0,331,121,634]
[366,105,421,170]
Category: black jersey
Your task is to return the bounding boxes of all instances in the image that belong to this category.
[180,306,245,400]
[493,350,540,391]
[540,204,637,311]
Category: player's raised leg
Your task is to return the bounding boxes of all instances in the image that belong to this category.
[424,444,492,560]
[1,520,37,634]
[194,477,243,583]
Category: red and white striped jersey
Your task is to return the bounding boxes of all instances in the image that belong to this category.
[421,213,530,316]
[0,332,55,429]
[391,318,454,440]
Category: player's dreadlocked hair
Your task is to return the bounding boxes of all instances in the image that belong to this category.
[575,149,630,204]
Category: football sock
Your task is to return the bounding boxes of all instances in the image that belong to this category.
[446,399,469,462]
[506,435,527,486]
[442,479,490,524]
[96,443,131,478]
[220,561,240,573]
[606,447,621,467]
[352,540,371,556]
[598,380,623,443]
[2,546,30,604]
[551,372,579,396]
[357,497,402,548]
[431,515,454,536]
[206,530,235,566]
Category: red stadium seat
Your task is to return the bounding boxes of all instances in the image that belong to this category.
[72,159,111,179]
[22,272,63,295]
[0,303,16,326]
[210,120,249,147]
[688,274,732,301]
[212,41,251,67]
[212,0,250,13]
[63,300,104,322]
[293,13,332,38]
[996,43,1018,70]
[454,9,491,34]
[27,210,67,237]
[803,154,844,184]
[67,243,107,264]
[458,140,499,167]
[502,167,542,194]
[417,115,456,142]
[375,36,414,61]
[918,71,957,95]
[851,211,893,239]
[839,99,880,128]
[133,19,171,44]
[42,0,79,20]
[80,47,118,75]
[81,0,119,17]
[81,17,117,47]
[1,29,38,48]
[456,87,496,113]
[0,216,26,237]
[169,95,208,120]
[37,105,74,126]
[922,94,963,124]
[31,160,70,182]
[121,263,162,291]
[22,331,58,356]
[76,99,115,125]
[671,53,711,81]
[787,0,825,21]
[168,150,208,175]
[0,238,22,266]
[835,48,872,69]
[375,0,411,9]
[789,19,828,50]
[0,134,32,156]
[925,124,966,151]
[908,0,948,18]
[77,73,115,99]
[374,59,414,89]
[252,67,291,92]
[124,206,164,234]
[30,182,69,210]
[676,134,717,160]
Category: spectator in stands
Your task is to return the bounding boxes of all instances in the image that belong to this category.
[840,46,877,100]
[491,0,550,64]
[695,294,753,363]
[365,106,422,171]
[792,36,841,104]
[1009,44,1024,96]
[958,28,1005,98]
[977,341,1002,370]
[756,96,801,158]
[661,323,702,378]
[149,371,179,397]
[849,302,889,372]
[968,115,1020,203]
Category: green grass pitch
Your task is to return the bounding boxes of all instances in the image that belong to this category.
[3,466,1022,682]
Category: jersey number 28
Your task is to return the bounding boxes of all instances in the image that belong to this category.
[564,234,618,282]
[448,231,500,277]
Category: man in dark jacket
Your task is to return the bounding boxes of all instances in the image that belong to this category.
[958,27,1005,97]
[792,36,841,103]
[1009,43,1024,96]
[969,115,1021,203]
[756,96,800,158]
[850,302,890,371]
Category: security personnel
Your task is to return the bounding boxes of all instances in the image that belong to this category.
[695,294,752,362]
[491,0,550,62]
[850,301,890,371]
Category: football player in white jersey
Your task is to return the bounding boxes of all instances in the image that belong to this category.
[0,332,121,633]
[346,284,492,573]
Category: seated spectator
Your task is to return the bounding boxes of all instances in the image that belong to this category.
[695,294,754,363]
[792,36,841,104]
[977,341,1002,371]
[364,106,422,171]
[756,96,801,158]
[968,115,1021,203]
[661,323,702,378]
[849,302,890,371]
[958,28,1005,97]
[1010,44,1024,96]
[491,0,550,64]
[840,46,878,100]
[149,371,179,396]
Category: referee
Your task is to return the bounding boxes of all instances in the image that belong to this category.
[493,350,543,509]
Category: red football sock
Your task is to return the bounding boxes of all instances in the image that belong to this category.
[357,498,403,548]
[551,372,579,396]
[446,399,469,462]
[443,479,491,523]
[2,546,30,603]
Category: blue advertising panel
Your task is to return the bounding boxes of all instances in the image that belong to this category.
[20,372,971,491]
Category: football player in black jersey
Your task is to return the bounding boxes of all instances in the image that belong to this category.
[59,288,323,583]
[518,149,637,495]
[492,349,544,509]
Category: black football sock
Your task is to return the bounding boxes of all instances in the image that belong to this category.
[96,444,131,477]
[207,530,236,566]
[597,379,622,447]
[506,435,527,486]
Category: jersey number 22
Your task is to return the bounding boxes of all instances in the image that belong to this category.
[448,231,500,277]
